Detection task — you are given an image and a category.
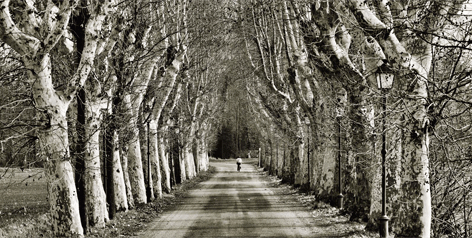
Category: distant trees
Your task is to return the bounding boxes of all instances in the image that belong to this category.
[0,44,35,168]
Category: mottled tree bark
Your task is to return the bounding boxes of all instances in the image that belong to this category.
[149,120,162,199]
[111,130,128,212]
[83,95,108,227]
[158,129,172,193]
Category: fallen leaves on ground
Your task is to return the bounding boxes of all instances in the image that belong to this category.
[258,169,377,238]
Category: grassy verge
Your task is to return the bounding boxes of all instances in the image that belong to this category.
[0,166,216,238]
[0,168,48,230]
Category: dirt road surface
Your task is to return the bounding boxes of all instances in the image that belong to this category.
[139,158,343,237]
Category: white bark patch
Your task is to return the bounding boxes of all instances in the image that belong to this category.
[180,154,187,182]
[158,131,171,193]
[48,160,83,235]
[120,144,135,209]
[127,133,147,204]
[113,131,128,211]
[184,145,196,179]
[149,120,162,199]
[420,131,431,237]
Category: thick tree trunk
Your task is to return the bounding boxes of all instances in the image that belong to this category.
[146,46,186,186]
[344,87,375,222]
[309,97,337,201]
[84,99,108,227]
[158,128,171,193]
[183,144,196,180]
[347,1,433,235]
[31,56,83,236]
[394,99,431,236]
[294,118,309,187]
[111,130,128,212]
[179,150,187,182]
[0,0,115,234]
[43,122,83,236]
[123,95,147,204]
[149,120,162,199]
[126,130,147,204]
[281,141,292,184]
[75,89,88,232]
[197,134,209,172]
[120,142,135,209]
[140,118,154,201]
[104,122,115,220]
[192,141,200,173]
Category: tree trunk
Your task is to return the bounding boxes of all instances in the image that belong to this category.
[179,144,187,182]
[126,130,148,204]
[149,120,162,199]
[158,128,171,193]
[197,133,209,172]
[183,143,196,180]
[344,86,375,222]
[140,117,154,201]
[120,141,135,209]
[123,95,147,204]
[193,141,200,173]
[111,130,128,212]
[31,56,83,236]
[42,112,83,235]
[395,99,431,236]
[104,121,116,220]
[105,89,128,213]
[84,98,108,227]
[75,89,88,232]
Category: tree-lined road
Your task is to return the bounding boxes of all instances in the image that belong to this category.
[140,159,338,237]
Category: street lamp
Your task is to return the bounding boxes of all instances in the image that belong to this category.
[335,107,344,210]
[305,116,310,187]
[376,62,394,238]
[144,105,152,202]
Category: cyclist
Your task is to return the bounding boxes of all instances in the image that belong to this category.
[236,158,242,171]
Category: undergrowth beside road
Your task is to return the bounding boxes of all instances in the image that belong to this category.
[258,168,377,238]
[0,166,216,238]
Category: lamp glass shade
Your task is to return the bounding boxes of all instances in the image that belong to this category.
[376,72,394,89]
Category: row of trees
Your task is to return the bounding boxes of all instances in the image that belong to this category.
[0,0,230,236]
[2,0,472,237]
[227,0,472,237]
[212,79,263,159]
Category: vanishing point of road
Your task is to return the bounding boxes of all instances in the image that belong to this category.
[139,158,345,238]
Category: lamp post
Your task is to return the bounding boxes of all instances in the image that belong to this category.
[335,108,344,210]
[376,63,394,238]
[305,116,310,187]
[144,104,152,202]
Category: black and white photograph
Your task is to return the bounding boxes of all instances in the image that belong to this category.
[1,1,471,237]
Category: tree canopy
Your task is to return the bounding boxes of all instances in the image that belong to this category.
[2,0,472,237]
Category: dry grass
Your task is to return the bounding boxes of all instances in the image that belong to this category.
[0,166,217,238]
[0,168,48,229]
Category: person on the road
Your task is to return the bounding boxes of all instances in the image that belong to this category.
[236,158,242,171]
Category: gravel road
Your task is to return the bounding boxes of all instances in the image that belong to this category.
[139,158,343,238]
